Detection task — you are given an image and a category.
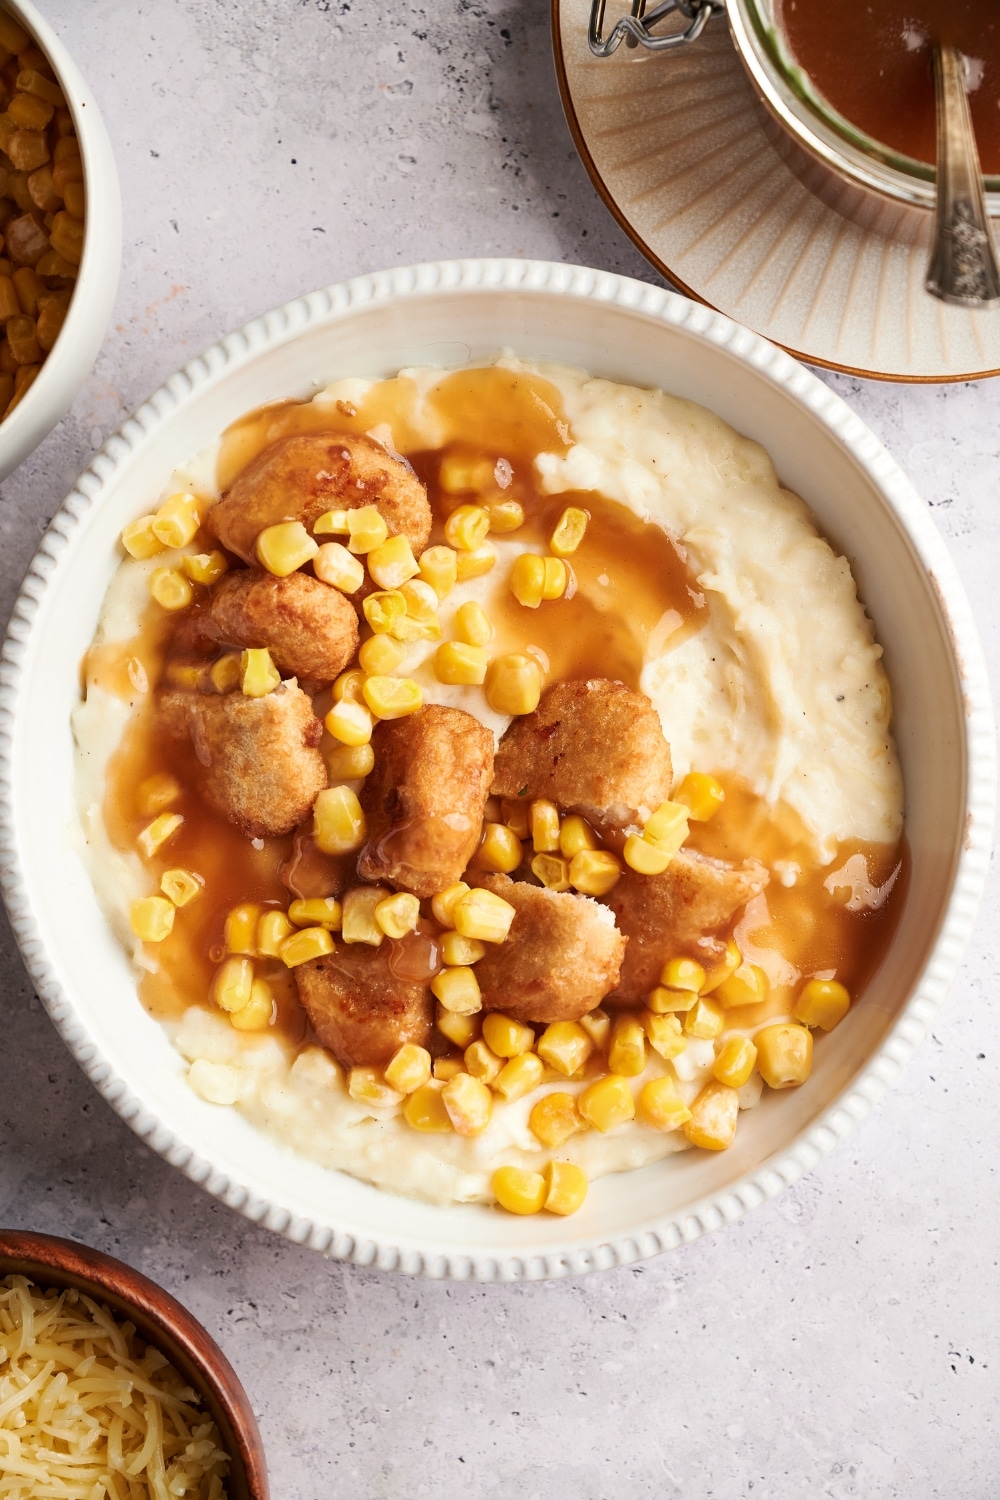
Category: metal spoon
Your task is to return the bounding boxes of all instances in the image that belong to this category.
[925,44,1000,308]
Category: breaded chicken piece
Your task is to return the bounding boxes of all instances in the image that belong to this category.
[473,874,626,1024]
[159,682,326,839]
[605,849,769,1004]
[358,705,494,898]
[491,678,672,828]
[295,945,433,1068]
[208,432,432,564]
[202,567,358,685]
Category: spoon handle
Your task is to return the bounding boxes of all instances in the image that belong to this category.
[925,45,1000,308]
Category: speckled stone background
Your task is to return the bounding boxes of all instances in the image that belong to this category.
[1,3,998,1496]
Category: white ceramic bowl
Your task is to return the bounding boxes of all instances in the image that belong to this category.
[0,260,993,1280]
[0,0,121,481]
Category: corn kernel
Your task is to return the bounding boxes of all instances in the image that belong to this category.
[212,956,254,1012]
[280,926,335,967]
[492,1165,545,1215]
[700,941,742,995]
[348,1066,403,1109]
[384,1043,432,1094]
[149,567,193,611]
[361,592,405,637]
[639,1076,692,1131]
[528,1090,585,1147]
[314,786,366,854]
[389,612,442,643]
[224,903,261,955]
[324,698,374,746]
[559,815,598,859]
[418,544,458,598]
[346,504,389,554]
[544,1160,589,1215]
[530,853,570,891]
[363,675,423,719]
[342,886,389,946]
[683,1080,740,1150]
[440,930,487,966]
[569,848,621,896]
[623,834,673,876]
[160,868,203,907]
[288,897,342,930]
[229,977,275,1032]
[325,742,375,781]
[210,653,241,693]
[358,633,405,675]
[643,1010,687,1059]
[434,1055,465,1081]
[482,1012,535,1059]
[754,1023,813,1088]
[643,800,690,854]
[121,515,164,560]
[257,909,294,958]
[255,520,318,576]
[240,647,280,697]
[713,1035,758,1089]
[529,800,560,853]
[683,996,725,1039]
[493,1051,545,1102]
[137,773,181,815]
[129,895,175,943]
[163,663,204,692]
[485,496,524,533]
[541,557,567,600]
[439,453,495,493]
[794,977,851,1031]
[578,1074,635,1132]
[431,882,470,928]
[537,1020,592,1077]
[375,891,420,939]
[400,575,438,617]
[715,962,769,1009]
[137,812,183,858]
[550,506,589,556]
[660,956,707,994]
[431,965,482,1015]
[453,887,516,944]
[486,653,542,716]
[607,1015,647,1077]
[435,1003,480,1049]
[510,552,546,608]
[454,600,494,646]
[579,1007,611,1051]
[313,508,351,535]
[152,492,201,548]
[455,544,496,580]
[182,550,229,586]
[500,797,531,839]
[367,533,419,590]
[478,822,523,874]
[403,1080,453,1132]
[464,1039,503,1085]
[674,771,725,822]
[314,541,365,593]
[647,985,698,1015]
[433,641,489,686]
[444,503,490,552]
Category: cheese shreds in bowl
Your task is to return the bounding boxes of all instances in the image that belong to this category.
[0,1275,229,1499]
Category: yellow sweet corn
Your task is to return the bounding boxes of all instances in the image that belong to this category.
[314,541,365,593]
[793,977,851,1031]
[464,1039,503,1086]
[374,891,420,939]
[365,534,418,590]
[493,1051,545,1102]
[149,567,193,611]
[661,956,707,994]
[435,1003,480,1049]
[444,503,490,551]
[530,853,570,891]
[137,812,183,858]
[482,1012,535,1059]
[544,1161,588,1216]
[500,797,530,839]
[396,577,437,620]
[229,977,275,1032]
[279,926,335,967]
[256,909,294,958]
[137,773,181,815]
[288,897,342,930]
[160,868,203,907]
[182,550,229,585]
[578,1074,635,1132]
[559,815,597,859]
[683,1080,740,1150]
[510,552,546,608]
[363,589,407,634]
[485,653,541,715]
[550,506,589,556]
[700,941,742,995]
[314,786,366,854]
[492,1165,545,1215]
[454,600,494,646]
[530,799,560,853]
[346,504,389,554]
[325,742,375,781]
[349,1066,403,1110]
[453,887,516,944]
[255,520,318,576]
[383,1044,432,1094]
[212,956,254,1012]
[210,653,241,693]
[418,544,458,598]
[240,648,280,697]
[403,1080,454,1132]
[607,1015,647,1077]
[341,886,389,946]
[152,492,201,548]
[121,515,164,560]
[454,544,496,580]
[639,1077,692,1132]
[528,1090,585,1147]
[623,834,672,876]
[683,996,725,1039]
[674,771,725,822]
[643,1010,687,1060]
[440,930,487,966]
[715,962,769,1009]
[647,985,698,1015]
[485,496,524,533]
[755,1023,813,1088]
[358,633,406,676]
[362,675,423,719]
[224,903,261,955]
[433,1056,466,1081]
[713,1035,758,1089]
[129,895,175,943]
[438,453,495,493]
[541,557,567,600]
[324,699,374,746]
[431,882,470,928]
[477,822,523,874]
[579,1007,611,1051]
[433,641,489,686]
[537,1021,592,1077]
[312,508,351,535]
[390,612,442,643]
[642,800,690,854]
[568,849,621,897]
[431,965,482,1015]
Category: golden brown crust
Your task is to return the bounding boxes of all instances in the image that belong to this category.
[208,432,432,565]
[473,873,626,1024]
[491,678,673,828]
[358,705,495,898]
[202,567,359,685]
[295,945,434,1068]
[605,849,769,1004]
[159,683,326,840]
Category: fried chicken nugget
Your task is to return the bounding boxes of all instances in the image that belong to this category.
[295,945,434,1068]
[209,432,432,564]
[491,678,672,828]
[473,873,626,1024]
[159,682,326,840]
[358,705,495,898]
[605,849,769,1004]
[202,567,358,685]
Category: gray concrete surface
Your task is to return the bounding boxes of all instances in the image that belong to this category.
[1,3,998,1496]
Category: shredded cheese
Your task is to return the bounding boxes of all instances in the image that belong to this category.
[0,1276,229,1498]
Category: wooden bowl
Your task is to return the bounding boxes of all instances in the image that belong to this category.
[0,1228,269,1499]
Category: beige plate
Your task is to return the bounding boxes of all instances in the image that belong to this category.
[553,0,1000,381]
